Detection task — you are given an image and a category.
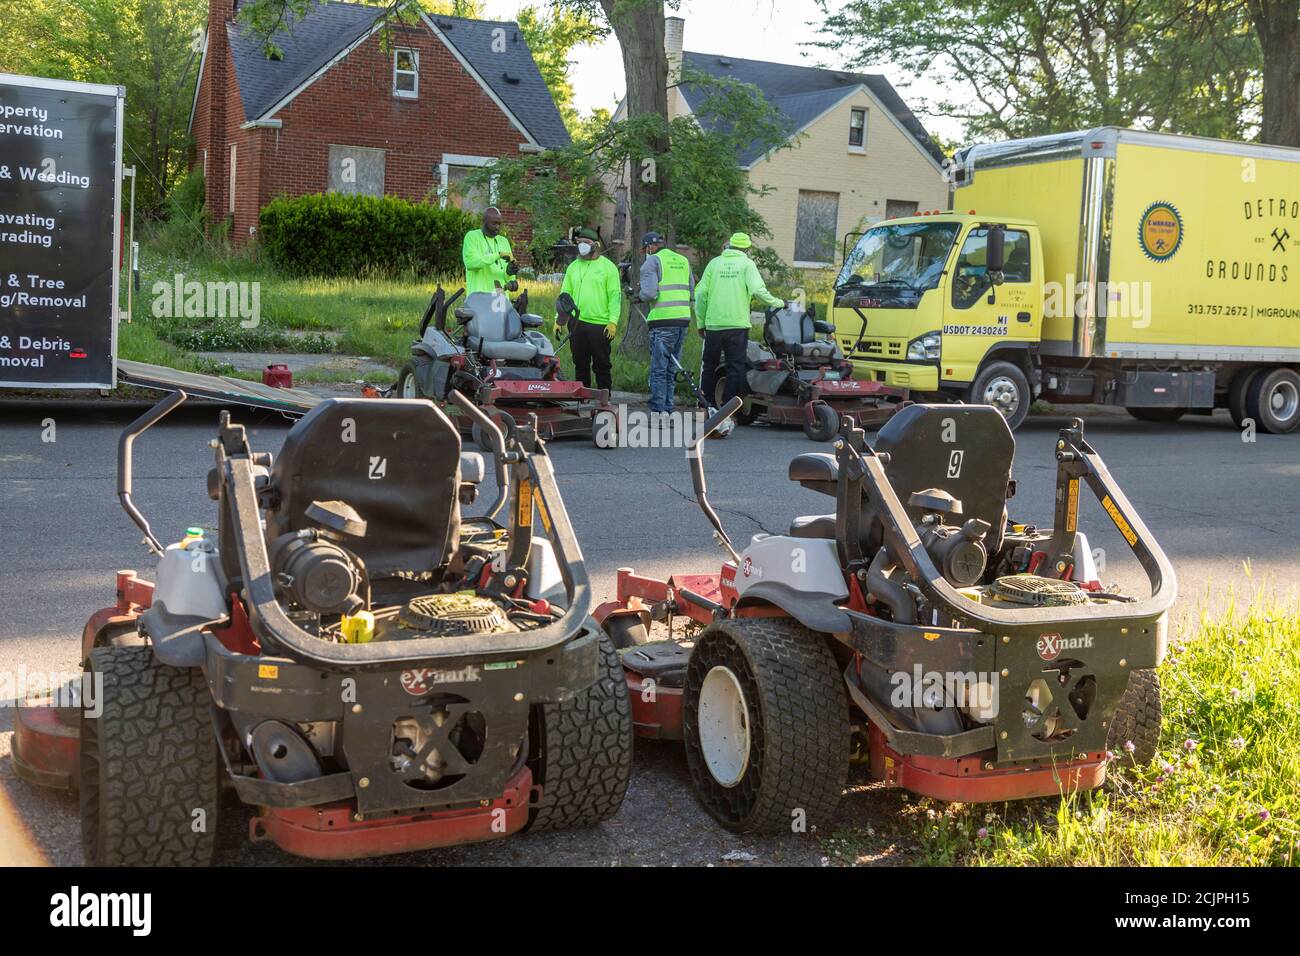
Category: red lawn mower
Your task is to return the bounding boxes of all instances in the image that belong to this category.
[598,399,1174,831]
[714,303,907,441]
[12,390,632,862]
[396,286,618,450]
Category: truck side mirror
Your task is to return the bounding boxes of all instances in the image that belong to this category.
[986,225,1006,283]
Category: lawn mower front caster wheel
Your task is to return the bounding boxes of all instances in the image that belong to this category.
[803,402,839,442]
[1105,668,1162,768]
[80,646,220,865]
[525,632,634,831]
[683,618,849,833]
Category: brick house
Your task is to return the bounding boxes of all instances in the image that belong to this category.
[189,0,570,246]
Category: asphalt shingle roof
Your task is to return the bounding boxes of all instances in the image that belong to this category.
[679,52,945,167]
[224,1,570,148]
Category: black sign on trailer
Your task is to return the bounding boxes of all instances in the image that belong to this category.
[0,72,123,388]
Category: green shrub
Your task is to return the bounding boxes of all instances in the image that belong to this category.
[259,193,478,278]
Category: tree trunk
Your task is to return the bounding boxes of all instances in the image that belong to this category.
[1252,0,1300,146]
[600,0,669,356]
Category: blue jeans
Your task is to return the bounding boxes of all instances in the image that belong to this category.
[648,325,688,413]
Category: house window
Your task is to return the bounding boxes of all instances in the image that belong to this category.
[393,48,418,98]
[329,145,386,197]
[794,190,840,265]
[885,199,918,219]
[849,108,867,150]
[439,155,497,214]
[228,144,236,214]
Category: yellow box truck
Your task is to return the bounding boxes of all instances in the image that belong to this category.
[832,128,1300,432]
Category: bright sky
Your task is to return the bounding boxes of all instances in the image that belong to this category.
[478,0,966,144]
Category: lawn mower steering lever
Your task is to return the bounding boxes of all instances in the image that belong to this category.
[118,389,190,555]
[688,397,744,561]
[448,390,511,519]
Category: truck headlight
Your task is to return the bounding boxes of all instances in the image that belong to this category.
[907,332,941,362]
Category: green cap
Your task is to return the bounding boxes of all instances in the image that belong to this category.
[728,232,752,249]
[574,227,600,242]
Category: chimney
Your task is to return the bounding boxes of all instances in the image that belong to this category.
[665,15,684,85]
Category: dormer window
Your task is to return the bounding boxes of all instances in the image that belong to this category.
[394,49,418,99]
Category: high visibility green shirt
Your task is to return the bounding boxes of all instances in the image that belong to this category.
[695,249,784,330]
[643,248,694,327]
[560,255,623,325]
[462,229,512,295]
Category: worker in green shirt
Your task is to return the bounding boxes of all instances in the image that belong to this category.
[695,232,784,406]
[558,227,622,391]
[462,206,516,295]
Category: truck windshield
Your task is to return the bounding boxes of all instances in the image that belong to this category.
[836,221,961,293]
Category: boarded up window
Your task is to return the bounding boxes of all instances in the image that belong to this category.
[329,145,386,197]
[794,190,839,263]
[885,199,918,219]
[444,165,491,215]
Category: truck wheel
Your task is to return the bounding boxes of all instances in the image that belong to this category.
[683,618,849,833]
[1244,367,1300,434]
[969,361,1030,430]
[526,632,634,831]
[1228,368,1261,428]
[80,646,219,866]
[1126,407,1185,423]
[1106,668,1162,768]
[803,402,839,442]
[397,360,425,399]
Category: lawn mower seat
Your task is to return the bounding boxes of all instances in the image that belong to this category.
[765,306,836,361]
[263,398,463,576]
[786,404,1015,556]
[461,291,540,362]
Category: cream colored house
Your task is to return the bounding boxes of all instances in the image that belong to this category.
[606,16,949,269]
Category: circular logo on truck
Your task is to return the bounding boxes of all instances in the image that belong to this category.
[1138,201,1184,262]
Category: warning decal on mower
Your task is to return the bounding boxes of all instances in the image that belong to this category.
[1101,494,1138,546]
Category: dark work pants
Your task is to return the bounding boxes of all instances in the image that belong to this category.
[699,328,749,407]
[571,320,613,391]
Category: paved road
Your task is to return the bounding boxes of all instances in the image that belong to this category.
[1,400,1297,865]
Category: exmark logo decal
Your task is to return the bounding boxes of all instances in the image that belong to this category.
[1036,631,1095,661]
[401,665,481,694]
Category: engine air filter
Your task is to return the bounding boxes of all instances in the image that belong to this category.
[990,574,1089,607]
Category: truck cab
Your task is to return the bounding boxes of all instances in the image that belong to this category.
[831,214,1044,428]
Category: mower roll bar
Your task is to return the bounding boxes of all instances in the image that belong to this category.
[841,418,1177,633]
[118,388,190,554]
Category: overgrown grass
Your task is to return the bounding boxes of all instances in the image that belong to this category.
[824,599,1300,867]
[121,234,834,396]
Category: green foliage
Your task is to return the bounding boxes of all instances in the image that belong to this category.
[258,193,478,278]
[813,0,1263,142]
[469,66,794,271]
[0,0,207,216]
[517,4,607,134]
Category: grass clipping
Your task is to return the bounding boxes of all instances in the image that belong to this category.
[840,601,1299,866]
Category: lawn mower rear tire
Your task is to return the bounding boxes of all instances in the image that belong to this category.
[711,376,760,426]
[80,645,220,866]
[397,359,428,400]
[526,632,634,831]
[1105,667,1162,769]
[683,618,849,833]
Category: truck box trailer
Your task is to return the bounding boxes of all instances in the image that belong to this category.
[831,128,1300,432]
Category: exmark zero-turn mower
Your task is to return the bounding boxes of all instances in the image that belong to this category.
[395,286,619,449]
[12,390,632,863]
[598,400,1175,831]
[713,303,907,442]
